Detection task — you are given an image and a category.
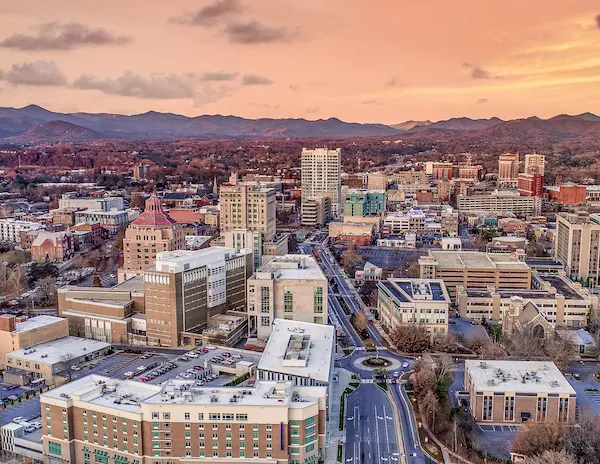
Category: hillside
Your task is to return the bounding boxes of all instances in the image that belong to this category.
[6,120,102,143]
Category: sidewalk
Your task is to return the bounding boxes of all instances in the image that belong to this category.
[324,367,354,464]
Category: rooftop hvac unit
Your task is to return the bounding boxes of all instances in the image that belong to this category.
[479,362,487,369]
[487,379,495,386]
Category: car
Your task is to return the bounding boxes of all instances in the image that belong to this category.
[187,352,198,358]
[221,352,231,358]
[8,395,19,401]
[136,366,146,371]
[179,356,189,362]
[573,373,581,381]
[124,372,134,377]
[33,421,42,429]
[140,354,151,359]
[71,365,81,371]
[12,417,25,424]
[24,424,36,433]
[402,362,410,369]
[199,348,208,354]
[205,345,216,350]
[193,365,203,371]
[232,354,242,359]
[393,371,400,378]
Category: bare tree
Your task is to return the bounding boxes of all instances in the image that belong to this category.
[565,407,600,463]
[340,243,363,270]
[420,389,439,431]
[544,336,575,368]
[511,422,566,457]
[524,450,577,464]
[389,325,431,353]
[435,353,454,385]
[37,277,57,306]
[479,340,508,359]
[7,266,26,298]
[508,327,544,359]
[60,353,77,381]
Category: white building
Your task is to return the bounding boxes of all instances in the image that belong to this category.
[301,148,342,216]
[58,194,124,212]
[0,218,44,243]
[247,255,328,339]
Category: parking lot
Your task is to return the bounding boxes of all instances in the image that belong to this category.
[358,247,423,271]
[566,371,600,416]
[0,397,41,425]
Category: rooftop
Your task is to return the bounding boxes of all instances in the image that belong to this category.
[465,360,576,394]
[153,247,245,273]
[257,319,334,383]
[427,250,530,271]
[111,275,145,293]
[8,337,111,365]
[253,255,326,281]
[130,195,177,227]
[12,315,65,334]
[535,274,586,300]
[378,278,450,303]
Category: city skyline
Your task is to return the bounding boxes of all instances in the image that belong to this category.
[0,1,599,123]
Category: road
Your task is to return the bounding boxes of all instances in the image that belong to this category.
[345,384,400,464]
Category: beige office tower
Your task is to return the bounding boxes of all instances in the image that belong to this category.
[301,148,342,217]
[120,195,185,282]
[247,255,328,339]
[219,181,277,242]
[144,247,253,347]
[498,153,519,182]
[301,195,331,227]
[524,153,546,175]
[555,211,600,287]
[40,376,327,464]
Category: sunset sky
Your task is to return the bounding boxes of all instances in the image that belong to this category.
[0,0,599,124]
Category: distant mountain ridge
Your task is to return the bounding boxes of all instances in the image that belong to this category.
[0,105,598,143]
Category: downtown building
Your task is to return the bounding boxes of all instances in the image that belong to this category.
[554,211,600,287]
[119,195,185,282]
[457,190,542,216]
[498,153,520,187]
[301,148,342,217]
[246,255,328,340]
[40,375,326,464]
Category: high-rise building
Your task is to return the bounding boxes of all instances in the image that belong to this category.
[555,211,600,287]
[518,171,544,197]
[40,375,327,464]
[498,153,519,184]
[133,163,151,180]
[144,247,252,347]
[524,153,546,176]
[301,195,331,227]
[301,148,342,216]
[247,255,328,339]
[219,179,277,242]
[120,195,185,282]
[424,162,453,180]
[343,189,386,217]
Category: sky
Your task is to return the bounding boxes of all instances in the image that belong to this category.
[0,0,599,124]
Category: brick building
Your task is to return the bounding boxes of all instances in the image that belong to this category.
[31,231,74,263]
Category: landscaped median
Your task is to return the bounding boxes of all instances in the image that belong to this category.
[338,380,359,431]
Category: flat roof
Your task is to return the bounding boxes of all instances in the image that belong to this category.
[154,247,241,273]
[536,274,585,300]
[465,360,576,394]
[12,315,65,333]
[111,275,145,293]
[257,319,334,383]
[378,278,450,303]
[253,255,326,282]
[9,337,111,365]
[43,375,325,410]
[428,250,530,271]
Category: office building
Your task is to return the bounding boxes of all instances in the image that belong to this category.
[219,177,277,242]
[327,221,373,246]
[4,337,111,386]
[258,319,335,388]
[424,162,453,180]
[343,189,385,217]
[546,183,587,206]
[0,218,44,243]
[133,163,151,180]
[247,255,328,340]
[518,171,544,197]
[0,315,68,369]
[301,195,331,227]
[58,193,124,212]
[554,211,600,287]
[366,172,391,190]
[498,153,519,184]
[524,153,546,176]
[464,360,576,425]
[40,375,326,464]
[377,278,450,337]
[75,209,132,236]
[144,247,253,347]
[301,148,342,216]
[120,195,185,282]
[456,272,597,328]
[457,191,542,215]
[419,250,532,296]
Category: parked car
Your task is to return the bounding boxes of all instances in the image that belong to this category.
[221,352,231,358]
[187,352,198,358]
[136,366,146,371]
[193,365,203,371]
[25,424,36,433]
[205,345,216,350]
[71,365,81,371]
[8,395,19,401]
[124,371,134,377]
[12,417,25,424]
[402,362,409,369]
[232,354,242,359]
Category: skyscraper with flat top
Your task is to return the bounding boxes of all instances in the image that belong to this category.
[498,153,519,184]
[524,153,546,176]
[301,147,342,217]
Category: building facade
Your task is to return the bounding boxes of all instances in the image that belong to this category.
[464,360,576,425]
[498,153,519,184]
[377,278,450,337]
[524,153,546,176]
[342,190,386,217]
[247,255,328,340]
[301,195,331,228]
[31,231,74,263]
[457,192,542,216]
[0,218,44,243]
[301,148,342,217]
[40,376,326,464]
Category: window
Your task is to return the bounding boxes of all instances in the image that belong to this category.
[236,414,247,422]
[48,441,62,456]
[198,413,204,421]
[152,412,159,420]
[184,412,190,420]
[559,398,569,422]
[537,397,547,422]
[209,413,220,421]
[261,316,270,327]
[284,288,293,312]
[162,413,170,420]
[482,396,493,421]
[260,287,270,313]
[314,287,324,313]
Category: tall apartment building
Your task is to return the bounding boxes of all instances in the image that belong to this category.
[343,189,385,217]
[555,211,600,286]
[40,375,326,464]
[0,218,44,243]
[518,171,544,197]
[301,148,342,216]
[498,153,519,184]
[457,191,542,215]
[120,196,185,282]
[219,179,277,242]
[247,255,328,339]
[464,360,576,425]
[524,153,546,176]
[377,278,450,338]
[301,195,331,227]
[133,163,151,180]
[144,247,252,347]
[419,250,532,296]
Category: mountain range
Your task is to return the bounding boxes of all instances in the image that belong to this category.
[0,105,599,143]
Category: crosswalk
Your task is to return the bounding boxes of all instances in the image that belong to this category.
[354,346,387,351]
